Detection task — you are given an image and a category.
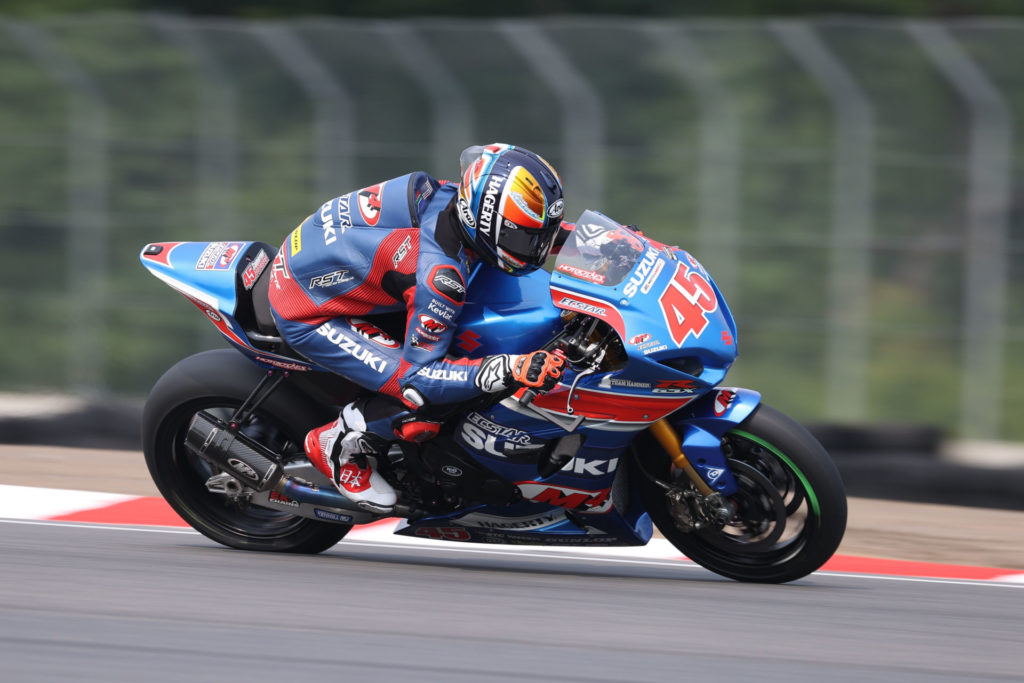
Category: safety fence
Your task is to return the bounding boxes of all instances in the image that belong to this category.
[1,14,1022,439]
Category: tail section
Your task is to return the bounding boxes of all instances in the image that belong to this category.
[140,241,317,372]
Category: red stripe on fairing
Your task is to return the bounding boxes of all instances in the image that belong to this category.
[528,386,692,422]
[181,295,251,348]
[140,242,182,267]
[550,286,626,337]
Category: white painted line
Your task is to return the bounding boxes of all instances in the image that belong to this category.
[0,517,198,535]
[0,484,136,520]
[816,570,1024,589]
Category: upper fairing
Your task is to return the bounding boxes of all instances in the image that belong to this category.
[550,210,738,386]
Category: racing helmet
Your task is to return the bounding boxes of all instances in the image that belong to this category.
[455,143,564,275]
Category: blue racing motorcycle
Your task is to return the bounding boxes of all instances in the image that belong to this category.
[140,210,847,583]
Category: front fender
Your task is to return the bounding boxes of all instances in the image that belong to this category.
[664,387,762,495]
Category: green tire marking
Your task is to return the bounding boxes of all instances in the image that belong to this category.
[729,429,820,518]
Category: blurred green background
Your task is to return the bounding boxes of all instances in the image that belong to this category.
[1,2,1023,441]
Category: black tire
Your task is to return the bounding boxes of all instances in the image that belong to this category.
[636,404,847,583]
[142,349,351,553]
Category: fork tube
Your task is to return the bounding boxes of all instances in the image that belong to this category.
[648,420,714,496]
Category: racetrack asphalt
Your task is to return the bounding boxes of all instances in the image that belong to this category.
[3,518,1021,683]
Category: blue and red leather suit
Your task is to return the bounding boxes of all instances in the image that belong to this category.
[268,172,497,437]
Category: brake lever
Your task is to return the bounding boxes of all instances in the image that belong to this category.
[564,349,604,415]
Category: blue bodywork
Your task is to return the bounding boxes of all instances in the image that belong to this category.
[141,211,762,547]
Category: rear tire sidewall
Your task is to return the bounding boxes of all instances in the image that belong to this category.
[638,403,848,583]
[142,349,349,553]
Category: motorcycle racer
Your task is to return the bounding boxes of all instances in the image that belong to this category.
[268,144,569,511]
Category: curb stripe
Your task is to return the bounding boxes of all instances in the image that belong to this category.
[49,496,191,527]
[5,484,1022,583]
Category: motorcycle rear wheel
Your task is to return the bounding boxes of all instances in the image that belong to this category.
[142,350,350,553]
[636,403,847,583]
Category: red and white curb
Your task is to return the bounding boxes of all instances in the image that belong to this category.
[2,484,1022,584]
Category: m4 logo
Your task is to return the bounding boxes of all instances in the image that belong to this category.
[516,483,612,513]
[659,264,718,346]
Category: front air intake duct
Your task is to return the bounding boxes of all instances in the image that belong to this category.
[184,411,283,492]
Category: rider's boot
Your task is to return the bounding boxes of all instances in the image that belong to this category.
[304,403,397,513]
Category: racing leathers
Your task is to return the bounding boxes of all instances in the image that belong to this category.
[268,173,492,412]
[267,172,564,509]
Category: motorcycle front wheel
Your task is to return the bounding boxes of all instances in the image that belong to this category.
[635,403,847,583]
[142,350,350,553]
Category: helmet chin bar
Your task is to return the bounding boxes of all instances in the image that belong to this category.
[496,246,530,275]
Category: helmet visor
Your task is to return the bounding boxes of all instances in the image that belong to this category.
[495,219,560,270]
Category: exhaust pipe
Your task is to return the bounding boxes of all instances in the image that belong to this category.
[185,411,283,492]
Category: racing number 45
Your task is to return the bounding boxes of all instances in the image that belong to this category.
[659,264,718,346]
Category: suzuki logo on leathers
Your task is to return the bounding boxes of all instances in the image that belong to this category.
[321,194,353,245]
[417,366,468,382]
[316,323,388,373]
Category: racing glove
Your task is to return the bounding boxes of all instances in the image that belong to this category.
[475,351,566,393]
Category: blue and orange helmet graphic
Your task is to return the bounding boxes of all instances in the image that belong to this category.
[456,143,564,275]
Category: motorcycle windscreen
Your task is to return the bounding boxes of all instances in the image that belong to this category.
[549,211,738,377]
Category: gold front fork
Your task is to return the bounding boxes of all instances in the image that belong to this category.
[648,419,714,497]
